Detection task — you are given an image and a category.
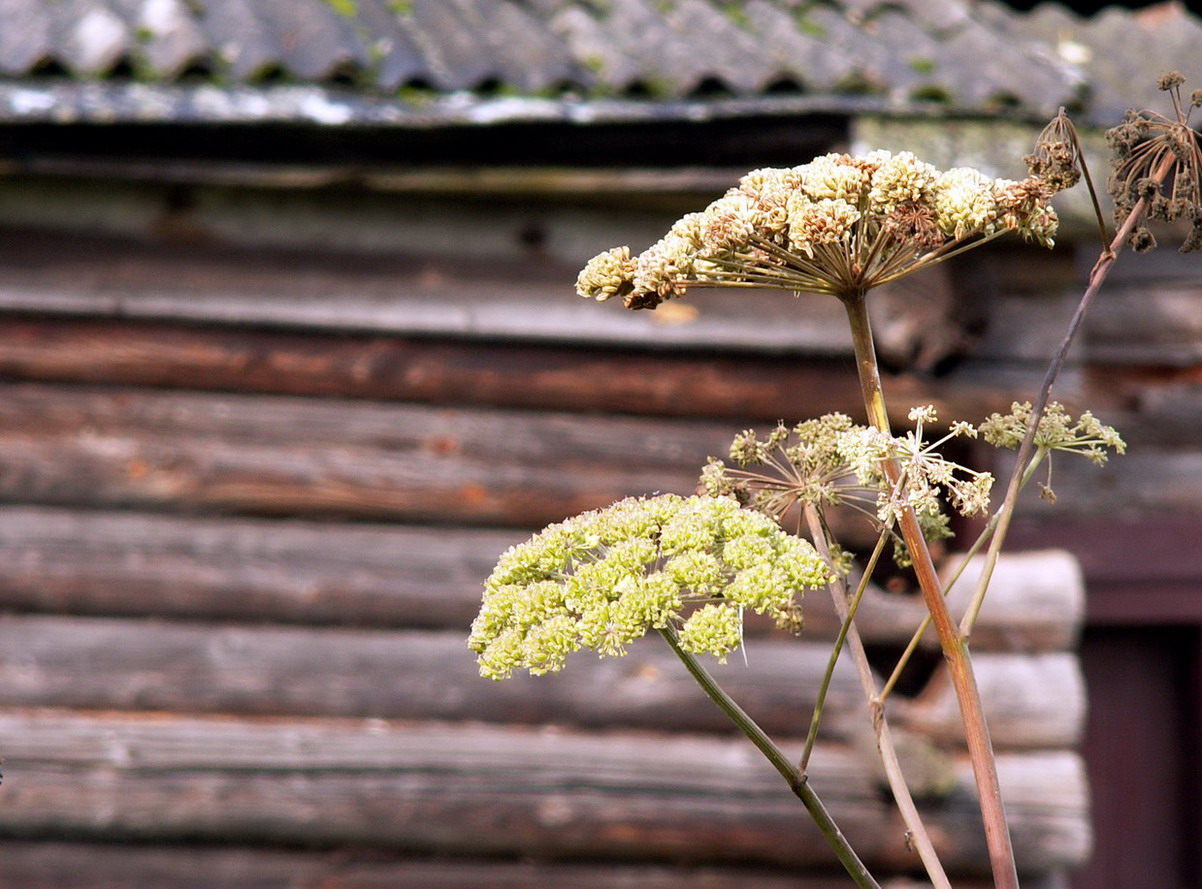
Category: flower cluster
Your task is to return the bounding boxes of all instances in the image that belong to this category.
[701,409,992,565]
[576,151,1059,309]
[1025,109,1083,194]
[980,401,1126,466]
[1106,71,1202,253]
[874,405,995,524]
[469,494,833,679]
[700,414,866,519]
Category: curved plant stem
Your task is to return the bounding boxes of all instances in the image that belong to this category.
[801,506,953,889]
[958,151,1176,639]
[842,289,1020,889]
[657,625,881,889]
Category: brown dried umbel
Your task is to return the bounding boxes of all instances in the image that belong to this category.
[1107,71,1202,253]
[1025,108,1083,194]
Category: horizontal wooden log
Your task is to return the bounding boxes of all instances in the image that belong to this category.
[0,318,1040,425]
[0,382,734,527]
[1085,282,1202,366]
[0,507,1083,651]
[994,447,1202,516]
[0,710,1091,874]
[0,229,856,353]
[0,382,935,547]
[0,506,517,628]
[0,615,1084,748]
[0,840,1061,889]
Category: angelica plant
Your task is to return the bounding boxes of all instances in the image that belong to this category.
[469,494,831,679]
[471,75,1198,889]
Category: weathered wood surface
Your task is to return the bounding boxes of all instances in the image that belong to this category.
[995,446,1202,516]
[0,710,1091,874]
[0,614,1084,747]
[0,840,1055,889]
[0,226,1107,369]
[1084,246,1202,365]
[0,506,516,627]
[1081,364,1202,447]
[0,376,1185,523]
[0,229,855,353]
[0,507,1084,651]
[0,382,730,527]
[0,318,1040,424]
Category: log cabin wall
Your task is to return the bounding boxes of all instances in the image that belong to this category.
[0,149,1101,889]
[0,121,1197,887]
[1,3,1200,885]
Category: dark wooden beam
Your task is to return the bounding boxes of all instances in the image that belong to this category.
[0,317,1037,424]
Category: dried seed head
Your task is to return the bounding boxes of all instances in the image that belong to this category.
[1130,226,1157,253]
[1182,217,1202,253]
[1107,74,1202,251]
[1026,109,1082,193]
[1159,71,1186,91]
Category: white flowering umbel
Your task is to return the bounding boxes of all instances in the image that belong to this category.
[469,494,833,679]
[701,409,991,567]
[576,151,1059,309]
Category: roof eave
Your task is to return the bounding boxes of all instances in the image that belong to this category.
[0,81,1064,129]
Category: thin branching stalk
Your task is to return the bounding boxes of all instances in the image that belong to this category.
[657,624,881,889]
[800,526,889,772]
[799,506,953,889]
[959,151,1176,638]
[842,289,1020,889]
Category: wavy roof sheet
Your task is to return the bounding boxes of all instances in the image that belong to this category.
[0,0,1197,126]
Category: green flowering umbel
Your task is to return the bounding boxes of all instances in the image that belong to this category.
[575,150,1059,309]
[980,401,1126,466]
[469,494,833,680]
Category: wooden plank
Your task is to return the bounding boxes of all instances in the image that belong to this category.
[0,506,519,628]
[1074,628,1196,889]
[7,161,748,195]
[0,382,736,527]
[0,710,1091,874]
[0,841,903,889]
[0,318,1039,425]
[0,507,1083,651]
[0,229,856,353]
[987,439,1202,521]
[0,615,1084,748]
[1085,284,1202,365]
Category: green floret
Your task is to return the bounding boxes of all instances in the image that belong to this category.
[469,493,832,679]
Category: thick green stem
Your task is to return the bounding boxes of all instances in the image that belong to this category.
[842,290,1020,889]
[657,625,881,889]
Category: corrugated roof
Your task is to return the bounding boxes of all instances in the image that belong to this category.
[0,0,1197,126]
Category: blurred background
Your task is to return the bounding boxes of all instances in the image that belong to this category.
[0,1,1199,887]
